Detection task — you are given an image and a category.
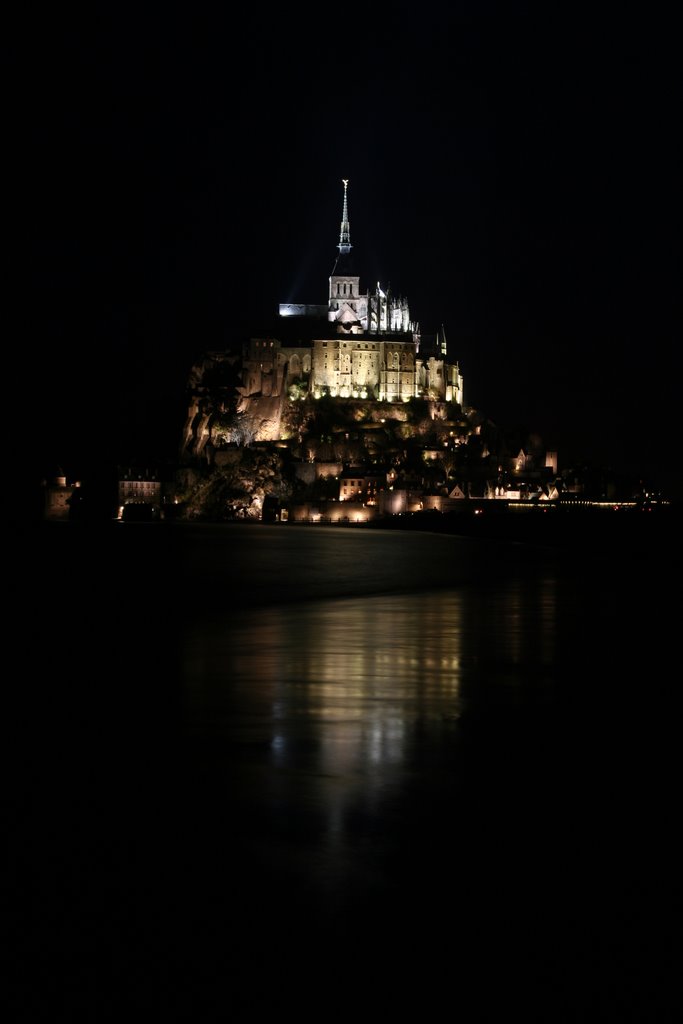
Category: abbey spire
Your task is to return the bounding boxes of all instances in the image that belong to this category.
[329,178,360,321]
[338,178,351,254]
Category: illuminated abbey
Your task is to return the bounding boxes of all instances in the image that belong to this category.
[183,181,465,453]
[248,181,463,402]
[265,182,461,408]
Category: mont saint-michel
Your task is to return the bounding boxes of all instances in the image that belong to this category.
[176,179,476,524]
[40,182,670,525]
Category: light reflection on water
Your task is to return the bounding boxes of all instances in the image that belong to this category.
[183,577,559,758]
[180,572,560,903]
[21,521,681,1013]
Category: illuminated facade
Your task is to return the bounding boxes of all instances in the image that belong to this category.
[273,180,464,407]
[118,470,162,507]
[183,182,466,453]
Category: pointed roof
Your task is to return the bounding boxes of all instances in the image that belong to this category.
[331,179,357,277]
[338,179,351,254]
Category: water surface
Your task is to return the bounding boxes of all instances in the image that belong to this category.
[11,521,681,1018]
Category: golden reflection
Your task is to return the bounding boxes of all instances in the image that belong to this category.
[181,575,559,860]
[183,576,558,746]
[254,592,468,840]
[183,591,466,763]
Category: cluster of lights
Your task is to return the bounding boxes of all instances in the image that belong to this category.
[313,386,369,400]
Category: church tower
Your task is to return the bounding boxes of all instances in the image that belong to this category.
[328,180,367,331]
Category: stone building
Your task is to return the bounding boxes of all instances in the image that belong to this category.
[266,180,464,408]
[42,467,80,520]
[117,467,163,518]
[182,181,465,454]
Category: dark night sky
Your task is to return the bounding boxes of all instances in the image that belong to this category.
[20,3,682,495]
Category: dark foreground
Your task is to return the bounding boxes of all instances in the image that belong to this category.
[8,514,683,1020]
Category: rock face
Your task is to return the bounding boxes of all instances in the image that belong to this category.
[174,446,293,521]
[235,396,283,443]
[181,351,251,458]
